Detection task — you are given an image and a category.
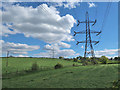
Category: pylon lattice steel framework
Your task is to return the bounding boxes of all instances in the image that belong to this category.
[74,11,101,57]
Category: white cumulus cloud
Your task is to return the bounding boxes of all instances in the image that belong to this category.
[95,49,119,57]
[1,40,40,55]
[2,3,76,43]
[46,1,81,9]
[35,42,79,58]
[63,2,80,9]
[35,49,79,58]
[88,2,96,8]
[17,55,29,57]
[81,45,84,49]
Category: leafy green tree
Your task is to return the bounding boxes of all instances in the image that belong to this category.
[76,57,79,60]
[110,57,113,60]
[114,57,118,60]
[59,56,64,59]
[76,56,83,60]
[100,56,109,64]
[118,57,120,60]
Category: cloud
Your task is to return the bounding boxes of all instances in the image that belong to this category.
[88,2,96,8]
[2,4,76,43]
[43,42,71,50]
[36,42,79,58]
[63,2,80,9]
[95,49,119,57]
[17,55,29,57]
[49,1,80,9]
[119,50,120,57]
[55,49,79,57]
[58,42,71,48]
[43,43,60,51]
[81,45,84,49]
[35,49,79,58]
[2,0,18,2]
[0,24,17,37]
[1,40,40,55]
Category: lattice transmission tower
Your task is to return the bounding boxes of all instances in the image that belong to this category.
[74,11,101,58]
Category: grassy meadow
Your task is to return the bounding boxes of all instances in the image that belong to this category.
[2,57,81,74]
[2,57,119,88]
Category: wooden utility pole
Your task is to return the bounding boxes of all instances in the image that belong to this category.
[6,51,9,67]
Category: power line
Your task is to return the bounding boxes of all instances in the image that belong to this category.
[40,5,72,30]
[98,2,112,43]
[101,2,112,31]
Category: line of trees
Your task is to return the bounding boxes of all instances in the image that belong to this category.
[59,56,120,61]
[59,56,120,65]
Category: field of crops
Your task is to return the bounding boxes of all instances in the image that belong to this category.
[2,58,119,88]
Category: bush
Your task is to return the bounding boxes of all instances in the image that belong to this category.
[73,58,78,62]
[82,60,88,66]
[31,62,39,71]
[54,63,63,69]
[112,80,120,88]
[78,60,81,63]
[73,63,75,66]
[91,59,98,65]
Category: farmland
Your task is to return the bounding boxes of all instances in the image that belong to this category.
[2,57,119,88]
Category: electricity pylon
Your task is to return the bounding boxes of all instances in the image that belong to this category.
[44,48,55,58]
[74,11,101,57]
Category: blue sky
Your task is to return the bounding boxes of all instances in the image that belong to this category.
[1,2,118,58]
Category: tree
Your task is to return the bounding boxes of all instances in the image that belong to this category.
[76,56,82,60]
[59,56,64,59]
[100,56,109,64]
[118,57,120,61]
[110,57,113,60]
[76,57,79,60]
[114,57,118,60]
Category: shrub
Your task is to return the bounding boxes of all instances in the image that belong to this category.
[82,60,88,66]
[31,62,39,71]
[78,60,81,63]
[54,63,63,69]
[91,59,98,65]
[112,80,120,88]
[73,63,75,66]
[73,58,78,62]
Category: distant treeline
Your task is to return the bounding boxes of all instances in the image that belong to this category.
[1,56,120,61]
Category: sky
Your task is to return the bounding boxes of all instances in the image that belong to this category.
[0,1,118,58]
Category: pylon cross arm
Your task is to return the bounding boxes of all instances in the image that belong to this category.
[74,30,101,36]
[76,41,99,45]
[77,19,97,27]
[90,31,102,36]
[73,31,86,36]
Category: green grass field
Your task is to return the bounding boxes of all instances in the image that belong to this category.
[2,57,81,74]
[2,58,119,88]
